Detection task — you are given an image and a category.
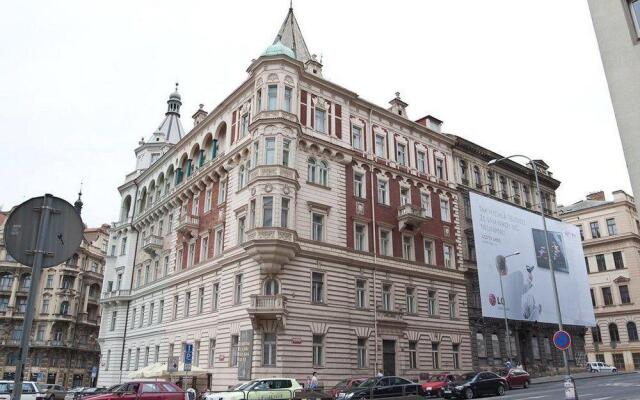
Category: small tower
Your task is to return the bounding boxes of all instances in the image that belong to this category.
[166,82,182,116]
[389,92,409,118]
[192,104,208,126]
[305,54,323,77]
[74,185,84,214]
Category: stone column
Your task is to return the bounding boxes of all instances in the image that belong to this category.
[8,273,19,308]
[83,285,90,313]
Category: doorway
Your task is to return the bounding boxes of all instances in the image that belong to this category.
[382,340,396,376]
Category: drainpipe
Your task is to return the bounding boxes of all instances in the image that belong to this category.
[118,182,140,383]
[368,107,380,375]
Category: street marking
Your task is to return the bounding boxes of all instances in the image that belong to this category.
[591,397,612,400]
[519,396,548,399]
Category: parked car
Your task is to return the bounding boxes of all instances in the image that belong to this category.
[73,387,108,400]
[87,381,186,400]
[0,381,47,400]
[64,387,86,400]
[336,376,424,399]
[442,372,507,399]
[38,384,66,400]
[587,361,617,373]
[205,378,301,400]
[420,373,460,398]
[328,377,367,398]
[498,368,531,389]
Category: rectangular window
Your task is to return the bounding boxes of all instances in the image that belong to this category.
[131,308,137,328]
[400,187,410,206]
[315,109,326,133]
[424,240,434,264]
[409,341,418,369]
[382,284,392,311]
[427,290,437,315]
[204,188,212,212]
[149,302,154,324]
[282,139,291,167]
[208,339,216,367]
[357,338,367,368]
[215,228,224,256]
[188,242,195,267]
[264,137,276,165]
[416,151,426,173]
[631,0,640,38]
[355,223,367,251]
[375,135,385,158]
[234,274,243,305]
[440,197,450,222]
[614,251,624,269]
[402,235,414,261]
[281,198,290,228]
[144,347,149,367]
[127,349,132,370]
[452,344,460,369]
[312,272,324,303]
[192,195,200,215]
[158,299,164,323]
[312,213,324,241]
[110,311,117,331]
[184,292,191,317]
[238,217,246,244]
[379,229,392,256]
[355,279,366,309]
[590,221,601,238]
[602,287,613,306]
[134,348,140,370]
[212,282,220,310]
[607,218,617,235]
[406,287,416,314]
[172,295,179,319]
[200,236,209,261]
[421,192,431,216]
[577,225,584,241]
[262,196,273,227]
[106,349,111,371]
[120,237,127,255]
[596,254,607,272]
[230,335,239,367]
[140,305,145,327]
[263,333,277,366]
[449,293,457,318]
[619,285,631,304]
[198,287,204,314]
[352,126,363,150]
[268,85,277,111]
[354,172,364,198]
[46,275,54,288]
[284,86,292,113]
[377,180,389,205]
[312,335,324,367]
[444,245,453,268]
[431,343,440,369]
[590,288,596,307]
[435,159,444,179]
[256,89,262,111]
[218,180,227,204]
[41,299,49,314]
[163,256,169,277]
[396,143,406,166]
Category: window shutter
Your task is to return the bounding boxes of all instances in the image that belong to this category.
[328,101,333,136]
[310,95,316,129]
[300,90,308,126]
[335,104,342,139]
[231,110,237,144]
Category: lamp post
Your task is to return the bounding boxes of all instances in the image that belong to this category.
[497,251,520,364]
[488,155,572,379]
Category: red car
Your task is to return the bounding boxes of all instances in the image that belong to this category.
[420,373,460,398]
[498,368,531,389]
[329,377,368,398]
[88,381,187,400]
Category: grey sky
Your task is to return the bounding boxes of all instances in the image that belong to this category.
[0,0,629,227]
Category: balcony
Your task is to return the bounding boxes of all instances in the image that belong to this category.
[142,235,163,255]
[56,287,77,297]
[253,110,298,125]
[78,314,100,326]
[247,294,287,328]
[176,215,199,238]
[101,289,132,304]
[376,308,407,327]
[397,204,428,231]
[249,165,298,186]
[243,228,300,274]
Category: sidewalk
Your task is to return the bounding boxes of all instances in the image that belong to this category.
[531,370,637,384]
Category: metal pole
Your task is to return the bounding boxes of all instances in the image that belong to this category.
[499,272,512,362]
[12,195,53,400]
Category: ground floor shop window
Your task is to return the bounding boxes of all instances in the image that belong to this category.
[632,353,640,370]
[612,353,625,371]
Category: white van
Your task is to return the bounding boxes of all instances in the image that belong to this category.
[0,381,46,400]
[586,361,618,373]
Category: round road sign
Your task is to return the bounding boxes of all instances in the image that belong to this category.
[4,195,84,268]
[553,330,572,351]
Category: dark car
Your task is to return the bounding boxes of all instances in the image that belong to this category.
[497,368,530,389]
[87,381,186,400]
[329,377,368,398]
[337,376,424,399]
[442,372,507,399]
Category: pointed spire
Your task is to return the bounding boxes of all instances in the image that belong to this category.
[74,182,84,214]
[274,5,311,63]
[153,83,184,144]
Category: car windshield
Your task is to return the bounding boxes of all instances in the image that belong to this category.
[236,381,259,391]
[37,384,50,391]
[357,378,378,388]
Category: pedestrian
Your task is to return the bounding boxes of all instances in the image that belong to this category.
[505,360,513,369]
[376,369,384,378]
[305,376,311,391]
[310,372,318,391]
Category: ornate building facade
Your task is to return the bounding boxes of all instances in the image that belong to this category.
[560,190,640,371]
[0,204,109,387]
[98,7,473,389]
[451,136,589,374]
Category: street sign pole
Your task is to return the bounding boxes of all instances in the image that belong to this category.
[11,195,53,400]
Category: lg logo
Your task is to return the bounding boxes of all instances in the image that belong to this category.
[488,293,505,306]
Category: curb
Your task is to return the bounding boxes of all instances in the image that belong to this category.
[531,371,637,385]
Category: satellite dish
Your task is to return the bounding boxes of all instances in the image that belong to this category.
[4,195,84,268]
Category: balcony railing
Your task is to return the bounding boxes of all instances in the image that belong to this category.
[142,235,163,255]
[101,289,131,302]
[248,294,287,327]
[249,165,297,183]
[176,215,199,237]
[397,204,428,231]
[253,110,298,124]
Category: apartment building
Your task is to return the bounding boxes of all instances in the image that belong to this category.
[560,190,640,371]
[0,200,109,387]
[98,6,472,389]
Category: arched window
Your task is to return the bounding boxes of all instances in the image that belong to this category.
[264,279,279,295]
[0,273,13,290]
[609,323,620,343]
[20,274,31,290]
[307,158,317,183]
[60,301,70,315]
[591,325,602,343]
[319,161,328,186]
[627,321,638,342]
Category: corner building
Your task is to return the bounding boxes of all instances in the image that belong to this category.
[98,8,472,388]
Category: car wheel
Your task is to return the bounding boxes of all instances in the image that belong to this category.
[497,384,505,396]
[438,389,445,398]
[464,388,474,399]
[613,368,617,373]
[523,381,529,389]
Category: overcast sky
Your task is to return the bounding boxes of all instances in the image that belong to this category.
[0,0,630,227]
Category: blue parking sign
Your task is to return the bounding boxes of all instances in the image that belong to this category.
[184,344,193,364]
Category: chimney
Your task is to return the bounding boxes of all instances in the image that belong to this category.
[586,191,606,201]
[415,115,443,133]
[192,104,208,126]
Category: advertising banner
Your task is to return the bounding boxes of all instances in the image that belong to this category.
[470,192,595,326]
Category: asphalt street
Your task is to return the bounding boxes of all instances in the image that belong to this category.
[481,372,640,400]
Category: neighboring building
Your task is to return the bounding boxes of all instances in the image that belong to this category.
[0,198,109,387]
[98,6,473,389]
[560,190,640,371]
[451,136,589,374]
[587,1,640,211]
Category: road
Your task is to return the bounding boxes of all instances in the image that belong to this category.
[483,372,640,400]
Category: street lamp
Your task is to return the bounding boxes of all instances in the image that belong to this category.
[497,251,520,364]
[488,155,571,378]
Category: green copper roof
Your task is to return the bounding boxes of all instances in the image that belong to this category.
[263,40,296,59]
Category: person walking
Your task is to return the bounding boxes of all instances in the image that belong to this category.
[310,372,319,391]
[376,369,384,378]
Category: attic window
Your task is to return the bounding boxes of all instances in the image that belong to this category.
[313,69,317,74]
[398,110,402,116]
